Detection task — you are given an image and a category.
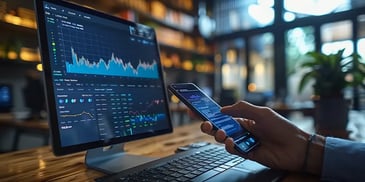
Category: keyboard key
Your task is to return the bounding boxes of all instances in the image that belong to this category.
[170,172,183,178]
[214,167,226,172]
[184,173,198,179]
[176,176,190,182]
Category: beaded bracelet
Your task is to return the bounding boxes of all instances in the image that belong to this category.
[302,133,316,173]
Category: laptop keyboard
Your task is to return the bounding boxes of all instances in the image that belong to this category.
[96,144,246,182]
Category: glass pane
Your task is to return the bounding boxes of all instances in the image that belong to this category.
[321,21,353,56]
[321,20,352,42]
[358,15,365,60]
[358,38,365,58]
[249,33,274,93]
[285,27,315,104]
[359,15,365,38]
[322,40,354,56]
[213,0,274,35]
[283,0,365,22]
[218,39,247,102]
[351,0,365,9]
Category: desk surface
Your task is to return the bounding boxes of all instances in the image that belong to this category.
[0,122,213,181]
[0,121,318,181]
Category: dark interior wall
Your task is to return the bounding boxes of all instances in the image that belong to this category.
[5,1,34,10]
[0,65,32,113]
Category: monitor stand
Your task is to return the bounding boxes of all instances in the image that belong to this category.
[85,143,158,174]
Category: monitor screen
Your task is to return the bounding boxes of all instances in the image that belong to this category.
[35,0,172,155]
[0,84,12,113]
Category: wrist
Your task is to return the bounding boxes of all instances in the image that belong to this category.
[304,134,325,175]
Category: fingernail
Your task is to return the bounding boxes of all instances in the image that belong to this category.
[245,119,255,126]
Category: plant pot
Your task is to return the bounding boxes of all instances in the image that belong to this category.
[313,97,350,138]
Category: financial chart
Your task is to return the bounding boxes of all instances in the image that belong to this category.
[67,47,158,78]
[43,3,170,147]
[52,15,160,79]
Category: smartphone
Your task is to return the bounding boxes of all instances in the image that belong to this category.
[168,83,259,154]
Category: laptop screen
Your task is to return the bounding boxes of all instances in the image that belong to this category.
[36,0,172,155]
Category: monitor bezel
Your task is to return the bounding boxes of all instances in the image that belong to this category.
[35,0,173,156]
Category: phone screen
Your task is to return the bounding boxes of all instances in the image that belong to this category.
[168,83,258,153]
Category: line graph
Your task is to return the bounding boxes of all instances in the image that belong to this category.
[55,20,160,79]
[66,48,158,78]
[60,111,94,119]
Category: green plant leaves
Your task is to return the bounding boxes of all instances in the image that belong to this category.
[298,49,365,98]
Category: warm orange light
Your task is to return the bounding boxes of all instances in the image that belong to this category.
[248,83,257,92]
[20,47,41,62]
[226,49,237,64]
[171,54,181,68]
[4,14,22,25]
[36,64,43,71]
[182,60,193,71]
[170,95,180,103]
[7,51,18,60]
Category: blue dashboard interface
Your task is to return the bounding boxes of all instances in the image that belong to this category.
[179,88,247,138]
[42,2,170,147]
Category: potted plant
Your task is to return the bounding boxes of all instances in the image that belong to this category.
[298,49,365,137]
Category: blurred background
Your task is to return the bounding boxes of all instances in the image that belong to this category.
[1,0,365,152]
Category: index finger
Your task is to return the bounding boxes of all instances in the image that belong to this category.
[200,121,214,135]
[221,101,262,119]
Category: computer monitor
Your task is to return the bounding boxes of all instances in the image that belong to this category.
[0,84,13,113]
[35,0,173,173]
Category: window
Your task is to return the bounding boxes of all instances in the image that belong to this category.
[321,20,353,56]
[218,39,247,100]
[283,0,365,22]
[357,15,365,58]
[285,27,315,103]
[213,0,274,35]
[212,0,365,107]
[248,33,274,93]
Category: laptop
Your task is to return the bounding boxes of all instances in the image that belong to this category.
[34,0,283,181]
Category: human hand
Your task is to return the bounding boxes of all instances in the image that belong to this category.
[201,101,323,174]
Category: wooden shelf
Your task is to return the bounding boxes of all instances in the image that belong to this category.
[0,0,215,92]
[136,10,195,35]
[159,0,196,16]
[0,58,39,67]
[0,21,39,50]
[159,43,213,59]
[0,21,37,35]
[163,67,214,75]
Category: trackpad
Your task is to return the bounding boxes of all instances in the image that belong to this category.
[205,161,283,182]
[206,169,282,182]
[234,160,268,172]
[205,169,252,182]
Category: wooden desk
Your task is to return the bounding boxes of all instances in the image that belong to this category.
[0,122,319,181]
[0,122,212,181]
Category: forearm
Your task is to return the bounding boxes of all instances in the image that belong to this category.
[321,137,365,181]
[305,134,325,175]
